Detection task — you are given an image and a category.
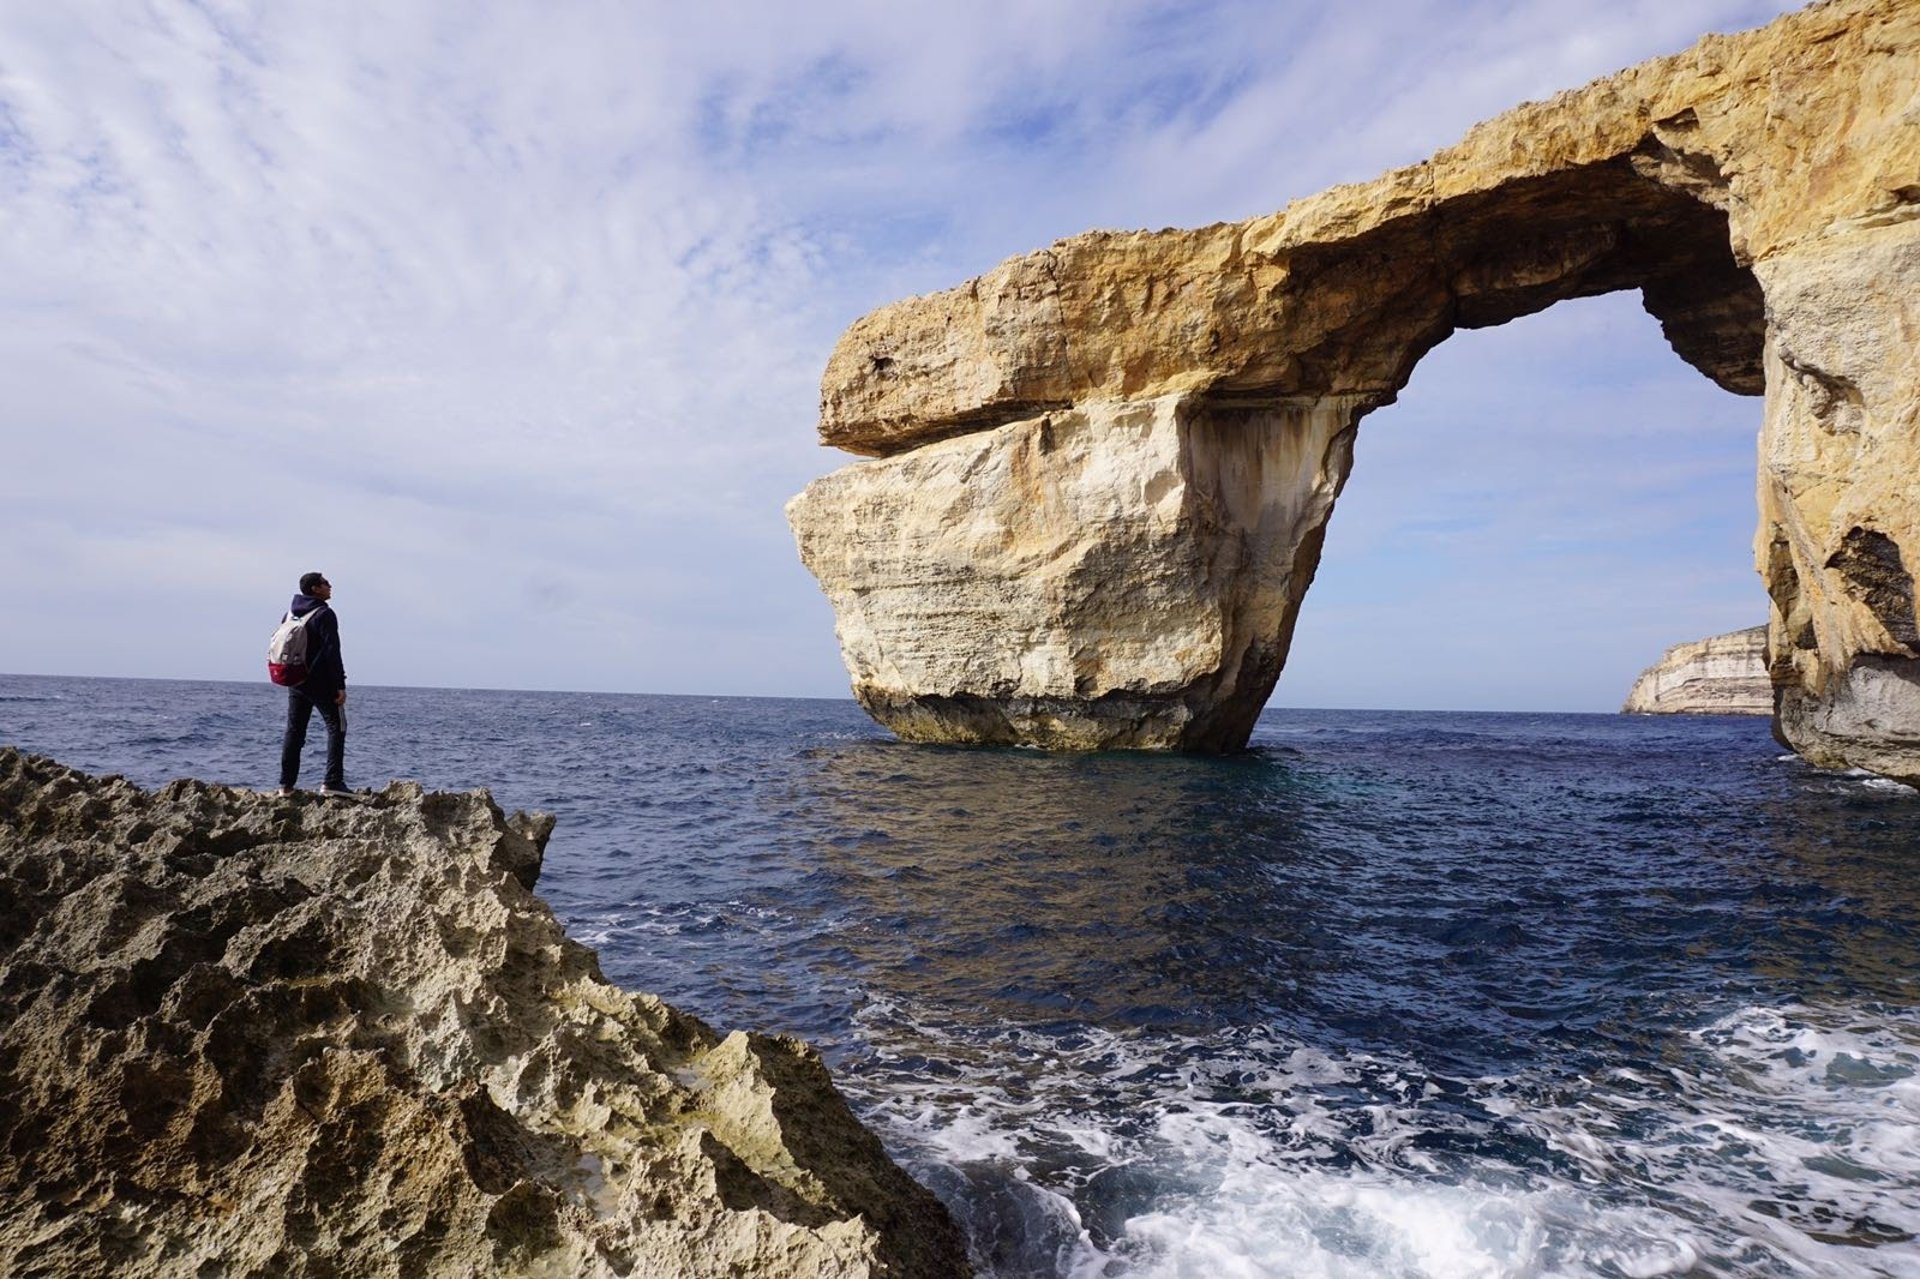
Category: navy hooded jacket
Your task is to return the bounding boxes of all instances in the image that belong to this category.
[288,593,345,698]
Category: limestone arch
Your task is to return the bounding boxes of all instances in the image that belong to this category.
[789,0,1920,779]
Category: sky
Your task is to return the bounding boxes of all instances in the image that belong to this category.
[0,0,1807,712]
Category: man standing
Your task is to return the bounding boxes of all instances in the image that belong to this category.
[278,571,348,796]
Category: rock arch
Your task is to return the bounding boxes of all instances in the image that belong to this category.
[788,0,1920,780]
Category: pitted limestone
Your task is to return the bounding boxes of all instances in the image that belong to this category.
[0,747,968,1279]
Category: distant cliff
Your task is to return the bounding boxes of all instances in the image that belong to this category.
[1623,626,1771,715]
[0,748,968,1279]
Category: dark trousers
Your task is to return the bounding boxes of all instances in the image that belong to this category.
[281,688,346,789]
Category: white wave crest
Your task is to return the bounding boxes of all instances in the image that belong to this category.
[848,1000,1920,1279]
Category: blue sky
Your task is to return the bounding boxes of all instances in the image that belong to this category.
[0,0,1801,711]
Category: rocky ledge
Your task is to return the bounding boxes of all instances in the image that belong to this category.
[0,748,968,1278]
[1622,626,1771,715]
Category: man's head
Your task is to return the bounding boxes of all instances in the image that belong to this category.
[300,571,332,598]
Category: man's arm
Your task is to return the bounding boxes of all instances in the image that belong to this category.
[312,608,347,702]
[331,612,346,703]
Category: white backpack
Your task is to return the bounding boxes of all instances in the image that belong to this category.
[267,607,327,687]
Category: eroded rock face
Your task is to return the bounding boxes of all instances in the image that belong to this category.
[1758,225,1920,782]
[1623,626,1771,715]
[0,748,968,1279]
[789,394,1357,751]
[789,0,1920,773]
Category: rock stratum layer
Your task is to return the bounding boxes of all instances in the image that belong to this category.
[0,748,968,1279]
[1623,625,1772,714]
[788,0,1920,780]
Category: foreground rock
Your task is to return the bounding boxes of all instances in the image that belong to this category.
[789,0,1920,777]
[1623,626,1771,714]
[0,748,968,1278]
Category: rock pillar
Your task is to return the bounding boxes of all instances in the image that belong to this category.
[789,394,1360,750]
[1757,223,1920,782]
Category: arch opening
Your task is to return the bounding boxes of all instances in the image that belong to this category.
[1268,288,1767,714]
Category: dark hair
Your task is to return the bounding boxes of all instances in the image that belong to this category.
[299,572,328,593]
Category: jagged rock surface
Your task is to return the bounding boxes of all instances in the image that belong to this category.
[0,748,969,1279]
[789,0,1920,776]
[1623,626,1771,714]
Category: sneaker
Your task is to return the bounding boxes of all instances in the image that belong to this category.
[276,786,296,797]
[318,785,353,798]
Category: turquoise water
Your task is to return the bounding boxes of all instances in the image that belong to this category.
[5,674,1919,1277]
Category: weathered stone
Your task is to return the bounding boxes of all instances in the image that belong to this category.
[0,748,969,1279]
[791,0,1920,776]
[1757,220,1920,783]
[1623,626,1771,714]
[790,394,1356,751]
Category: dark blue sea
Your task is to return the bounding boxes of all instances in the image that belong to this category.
[5,674,1919,1278]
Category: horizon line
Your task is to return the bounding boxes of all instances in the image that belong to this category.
[0,670,1687,718]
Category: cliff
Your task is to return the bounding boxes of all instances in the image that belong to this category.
[788,0,1920,782]
[1623,626,1771,714]
[0,748,968,1279]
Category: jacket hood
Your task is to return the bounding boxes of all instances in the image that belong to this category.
[290,593,328,616]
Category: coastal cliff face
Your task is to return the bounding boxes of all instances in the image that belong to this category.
[0,748,968,1279]
[1623,626,1771,715]
[788,0,1920,778]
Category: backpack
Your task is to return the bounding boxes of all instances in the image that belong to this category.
[267,606,328,687]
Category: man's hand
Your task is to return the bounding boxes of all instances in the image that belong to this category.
[336,690,347,706]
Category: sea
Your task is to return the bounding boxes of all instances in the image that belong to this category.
[4,673,1918,1279]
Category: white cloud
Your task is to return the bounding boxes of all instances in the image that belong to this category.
[0,0,1803,708]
